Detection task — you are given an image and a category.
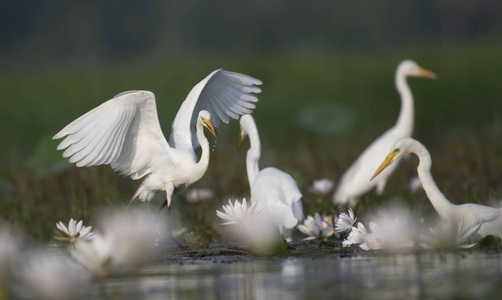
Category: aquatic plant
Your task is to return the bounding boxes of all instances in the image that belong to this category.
[185,188,215,203]
[298,213,330,240]
[309,178,335,196]
[54,218,94,247]
[334,208,357,234]
[15,253,89,300]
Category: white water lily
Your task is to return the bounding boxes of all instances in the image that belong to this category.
[420,219,482,249]
[309,178,335,196]
[342,222,368,247]
[185,188,215,203]
[335,208,357,233]
[216,198,280,254]
[15,253,89,300]
[71,210,164,279]
[359,222,385,250]
[216,198,261,225]
[0,225,20,280]
[298,213,328,240]
[55,219,94,245]
[321,215,337,238]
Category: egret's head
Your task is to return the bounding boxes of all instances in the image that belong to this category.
[398,60,437,80]
[199,110,216,137]
[237,114,254,149]
[371,138,413,181]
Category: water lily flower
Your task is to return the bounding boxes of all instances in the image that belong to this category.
[342,222,368,247]
[0,225,20,281]
[71,210,164,279]
[359,222,385,250]
[298,213,327,240]
[185,188,215,203]
[420,219,481,249]
[321,215,337,238]
[334,208,356,233]
[456,220,482,248]
[309,178,335,196]
[216,198,280,254]
[55,219,94,245]
[216,198,261,225]
[15,253,90,300]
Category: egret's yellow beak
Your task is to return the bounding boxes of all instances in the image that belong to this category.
[237,130,244,150]
[202,117,217,137]
[371,151,398,181]
[416,67,438,80]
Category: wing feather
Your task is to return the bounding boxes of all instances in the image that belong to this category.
[62,105,119,159]
[83,107,133,167]
[169,69,262,149]
[54,91,171,179]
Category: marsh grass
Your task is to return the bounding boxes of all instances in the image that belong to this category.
[2,44,502,241]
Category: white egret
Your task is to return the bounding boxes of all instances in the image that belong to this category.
[237,114,304,242]
[372,137,502,239]
[333,60,436,206]
[54,70,262,211]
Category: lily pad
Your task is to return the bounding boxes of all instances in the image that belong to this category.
[184,231,213,250]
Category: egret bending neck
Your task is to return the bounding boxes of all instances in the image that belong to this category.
[412,141,454,220]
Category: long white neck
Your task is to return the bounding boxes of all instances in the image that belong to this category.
[411,141,455,220]
[394,71,414,134]
[193,120,211,183]
[244,122,261,189]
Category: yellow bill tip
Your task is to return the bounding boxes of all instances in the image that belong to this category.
[417,67,438,80]
[202,117,217,137]
[237,132,243,149]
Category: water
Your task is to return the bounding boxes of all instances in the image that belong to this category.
[99,251,502,300]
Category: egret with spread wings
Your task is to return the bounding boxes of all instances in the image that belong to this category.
[54,70,262,211]
[372,138,502,239]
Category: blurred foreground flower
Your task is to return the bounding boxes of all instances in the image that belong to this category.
[71,210,165,279]
[55,218,94,246]
[334,208,356,233]
[185,188,215,203]
[298,213,332,240]
[420,219,481,249]
[0,225,20,281]
[309,178,335,196]
[216,198,282,255]
[15,253,89,300]
[342,222,368,247]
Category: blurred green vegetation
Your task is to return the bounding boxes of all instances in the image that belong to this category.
[1,44,502,241]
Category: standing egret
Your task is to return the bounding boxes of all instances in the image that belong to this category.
[372,138,502,239]
[333,60,436,206]
[237,114,304,242]
[54,70,262,212]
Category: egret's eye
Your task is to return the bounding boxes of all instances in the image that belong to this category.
[393,148,400,154]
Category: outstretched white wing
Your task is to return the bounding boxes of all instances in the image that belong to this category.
[53,90,171,180]
[169,69,262,149]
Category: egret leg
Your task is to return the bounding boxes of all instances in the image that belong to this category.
[165,203,182,247]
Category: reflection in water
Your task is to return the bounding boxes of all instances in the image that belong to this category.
[100,252,502,300]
